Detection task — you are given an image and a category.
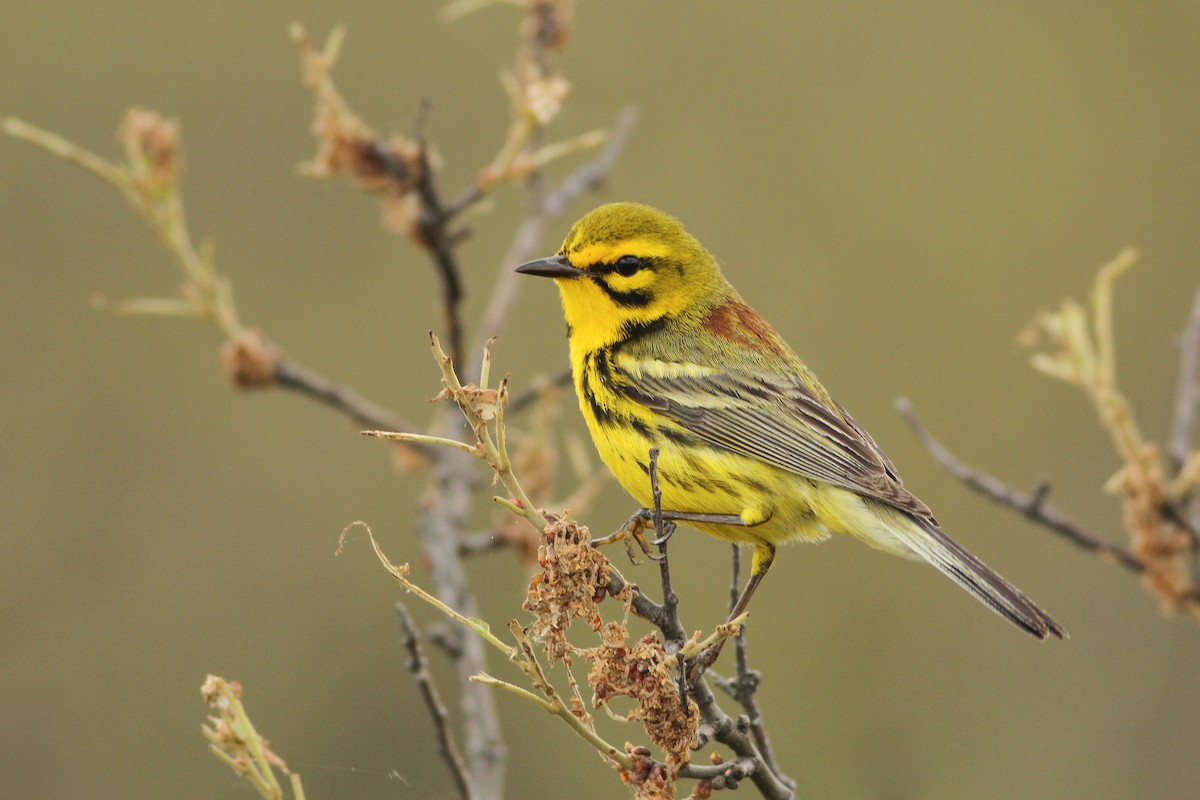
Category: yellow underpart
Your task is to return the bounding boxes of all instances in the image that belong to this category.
[576,361,844,555]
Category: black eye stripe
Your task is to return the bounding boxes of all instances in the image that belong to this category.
[589,275,653,307]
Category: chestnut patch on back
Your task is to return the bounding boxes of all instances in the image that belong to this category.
[701,301,791,360]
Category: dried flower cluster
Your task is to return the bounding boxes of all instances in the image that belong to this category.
[518,515,700,795]
[291,24,424,237]
[523,514,611,661]
[587,624,699,771]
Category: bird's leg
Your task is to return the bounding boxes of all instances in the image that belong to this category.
[689,543,775,680]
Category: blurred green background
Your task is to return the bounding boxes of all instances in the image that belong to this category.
[4,2,1200,798]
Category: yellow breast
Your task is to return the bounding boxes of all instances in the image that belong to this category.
[572,343,832,549]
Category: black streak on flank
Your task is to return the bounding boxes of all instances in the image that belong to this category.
[742,476,770,495]
[683,451,707,474]
[580,365,613,427]
[591,349,617,389]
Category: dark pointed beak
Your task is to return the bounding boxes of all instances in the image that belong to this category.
[515,255,585,279]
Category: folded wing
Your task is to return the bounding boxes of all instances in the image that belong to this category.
[613,352,933,520]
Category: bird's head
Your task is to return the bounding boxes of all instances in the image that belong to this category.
[516,202,728,349]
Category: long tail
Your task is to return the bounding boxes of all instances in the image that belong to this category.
[898,515,1066,640]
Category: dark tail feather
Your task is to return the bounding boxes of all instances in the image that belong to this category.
[903,515,1066,640]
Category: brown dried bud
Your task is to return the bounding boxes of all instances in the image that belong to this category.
[119,107,181,196]
[220,329,279,389]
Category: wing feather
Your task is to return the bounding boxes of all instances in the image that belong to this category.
[613,351,933,519]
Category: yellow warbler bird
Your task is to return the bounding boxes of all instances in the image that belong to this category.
[517,202,1064,640]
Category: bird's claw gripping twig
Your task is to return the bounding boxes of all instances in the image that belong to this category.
[590,507,666,564]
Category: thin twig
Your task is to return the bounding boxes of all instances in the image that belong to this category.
[645,448,691,714]
[427,333,550,534]
[1170,289,1200,475]
[201,675,307,800]
[506,622,633,769]
[273,357,422,445]
[729,545,746,672]
[346,509,505,800]
[648,449,687,649]
[895,397,1144,574]
[350,523,634,773]
[601,450,794,799]
[678,756,760,787]
[687,676,794,800]
[7,113,436,459]
[602,577,794,799]
[395,603,473,800]
[411,103,467,368]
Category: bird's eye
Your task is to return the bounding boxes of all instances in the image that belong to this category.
[615,255,644,277]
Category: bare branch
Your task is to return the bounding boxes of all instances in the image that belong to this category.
[422,447,507,798]
[411,104,468,367]
[647,448,688,651]
[687,677,794,800]
[396,603,473,800]
[1170,289,1200,475]
[602,566,668,629]
[272,356,422,444]
[678,757,759,780]
[895,397,1144,574]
